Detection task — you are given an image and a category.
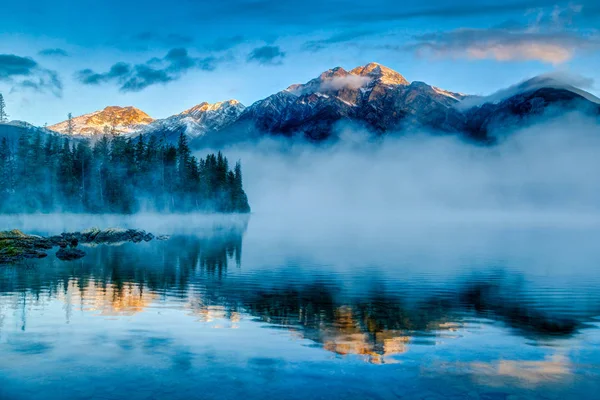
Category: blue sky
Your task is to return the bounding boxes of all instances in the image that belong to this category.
[1,0,599,125]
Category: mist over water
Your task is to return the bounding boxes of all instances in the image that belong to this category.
[218,113,600,225]
[2,113,600,399]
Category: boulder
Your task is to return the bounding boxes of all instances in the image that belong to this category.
[56,248,86,261]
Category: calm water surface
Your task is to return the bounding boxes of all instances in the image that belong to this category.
[1,214,600,399]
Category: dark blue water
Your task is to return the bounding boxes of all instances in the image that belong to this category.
[1,214,600,399]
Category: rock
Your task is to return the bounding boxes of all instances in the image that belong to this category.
[0,229,29,239]
[56,248,86,261]
[81,228,147,244]
[1,230,50,263]
[1,228,159,265]
[80,227,101,242]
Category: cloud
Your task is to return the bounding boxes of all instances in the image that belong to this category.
[341,0,567,23]
[247,45,285,65]
[204,35,246,51]
[404,5,599,64]
[303,30,376,52]
[458,72,599,109]
[0,54,38,79]
[76,48,221,92]
[408,29,591,64]
[77,62,131,85]
[38,48,69,57]
[0,54,62,96]
[319,75,372,91]
[225,113,600,220]
[131,32,194,48]
[120,65,174,92]
[13,69,63,97]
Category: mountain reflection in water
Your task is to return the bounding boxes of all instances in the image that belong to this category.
[1,216,600,399]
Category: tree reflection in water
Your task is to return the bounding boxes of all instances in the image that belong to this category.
[0,224,594,363]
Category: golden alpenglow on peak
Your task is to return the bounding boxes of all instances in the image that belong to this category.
[181,100,242,115]
[48,106,154,136]
[349,62,410,86]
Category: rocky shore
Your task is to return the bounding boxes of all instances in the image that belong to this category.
[0,228,169,264]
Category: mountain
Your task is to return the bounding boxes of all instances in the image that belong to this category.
[48,106,154,136]
[221,63,599,144]
[35,62,600,147]
[139,100,245,143]
[221,62,473,143]
[462,77,600,139]
[0,120,57,143]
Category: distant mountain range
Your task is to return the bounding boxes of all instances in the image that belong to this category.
[4,62,600,147]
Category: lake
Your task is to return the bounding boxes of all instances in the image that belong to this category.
[1,213,599,399]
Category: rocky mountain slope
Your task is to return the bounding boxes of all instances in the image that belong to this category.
[48,106,154,136]
[233,62,469,141]
[0,120,58,143]
[139,100,245,143]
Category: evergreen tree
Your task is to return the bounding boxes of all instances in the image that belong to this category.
[0,138,13,206]
[67,113,74,135]
[0,94,8,122]
[0,132,250,214]
[57,139,76,206]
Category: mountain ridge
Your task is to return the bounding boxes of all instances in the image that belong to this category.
[42,62,600,146]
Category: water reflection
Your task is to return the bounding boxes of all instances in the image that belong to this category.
[1,218,600,400]
[1,223,598,367]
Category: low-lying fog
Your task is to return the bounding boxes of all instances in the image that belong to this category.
[227,112,600,223]
[3,114,600,300]
[2,112,600,264]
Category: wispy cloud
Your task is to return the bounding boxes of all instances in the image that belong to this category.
[204,35,246,51]
[406,29,593,64]
[77,62,131,85]
[0,54,62,96]
[404,5,600,64]
[132,32,194,47]
[76,48,220,92]
[303,30,376,52]
[341,0,567,23]
[247,45,285,65]
[38,48,69,57]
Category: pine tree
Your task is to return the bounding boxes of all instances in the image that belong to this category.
[135,135,146,174]
[74,141,93,209]
[43,134,59,209]
[0,94,8,122]
[15,130,31,198]
[0,138,12,198]
[57,139,76,205]
[67,113,74,135]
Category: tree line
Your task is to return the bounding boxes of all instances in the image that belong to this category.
[0,130,250,214]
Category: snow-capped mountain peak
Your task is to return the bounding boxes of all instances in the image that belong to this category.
[49,106,153,136]
[349,62,410,86]
[140,100,245,141]
[180,100,244,118]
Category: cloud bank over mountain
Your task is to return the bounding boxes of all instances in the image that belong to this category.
[229,113,600,221]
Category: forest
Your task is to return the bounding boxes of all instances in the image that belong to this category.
[0,130,250,214]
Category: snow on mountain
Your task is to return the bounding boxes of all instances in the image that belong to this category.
[238,62,471,139]
[139,100,245,141]
[458,73,600,110]
[48,106,154,136]
[349,62,410,86]
[37,62,599,147]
